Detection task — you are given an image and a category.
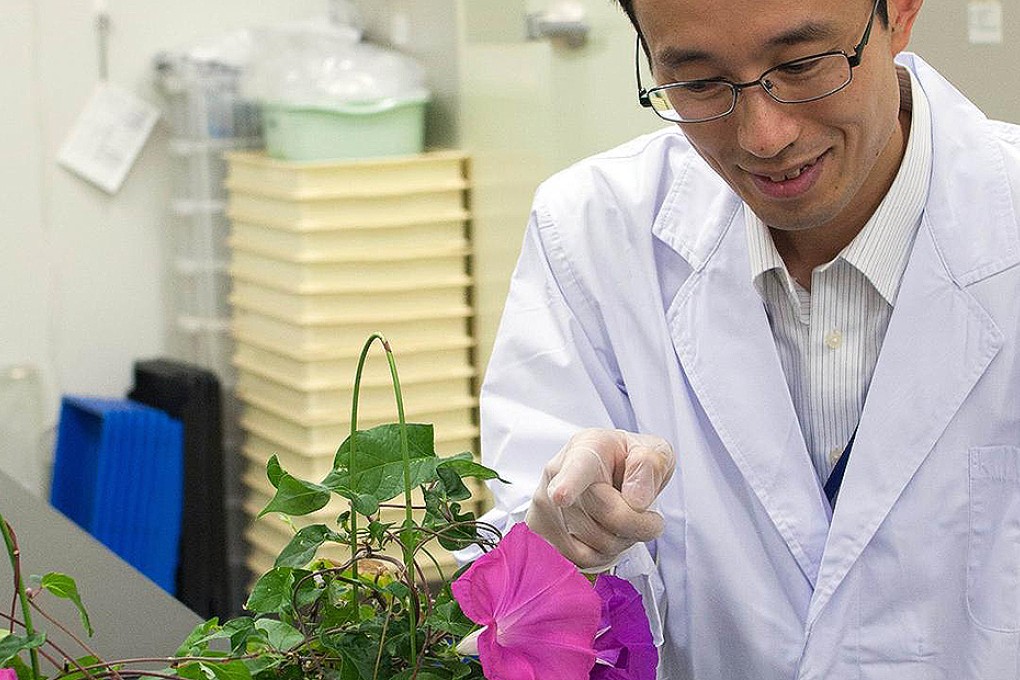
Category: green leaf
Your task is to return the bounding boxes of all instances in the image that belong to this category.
[323,423,438,507]
[266,455,284,488]
[426,591,476,638]
[254,619,304,652]
[274,524,342,568]
[257,474,330,518]
[435,466,471,501]
[175,662,205,680]
[175,618,222,656]
[0,632,45,666]
[39,572,93,636]
[366,520,394,547]
[390,672,447,680]
[436,454,508,484]
[201,659,253,680]
[245,568,308,614]
[219,617,264,655]
[241,654,281,677]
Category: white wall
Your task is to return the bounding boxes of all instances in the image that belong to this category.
[1,0,322,460]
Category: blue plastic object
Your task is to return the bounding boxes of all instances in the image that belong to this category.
[50,396,184,594]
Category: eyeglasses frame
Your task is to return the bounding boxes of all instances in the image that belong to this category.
[636,0,883,123]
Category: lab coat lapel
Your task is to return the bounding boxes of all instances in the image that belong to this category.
[658,164,831,588]
[806,220,1003,626]
[807,54,1016,626]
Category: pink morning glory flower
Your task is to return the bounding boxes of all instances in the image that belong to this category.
[1,668,17,680]
[591,575,658,680]
[451,522,602,680]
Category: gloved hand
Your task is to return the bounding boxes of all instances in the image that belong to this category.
[525,428,675,570]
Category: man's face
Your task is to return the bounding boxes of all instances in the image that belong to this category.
[634,0,913,234]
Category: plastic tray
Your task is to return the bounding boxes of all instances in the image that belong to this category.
[229,249,470,293]
[230,308,472,353]
[238,399,477,451]
[230,280,470,325]
[233,340,473,385]
[231,326,474,362]
[229,219,469,259]
[224,150,468,198]
[227,187,466,228]
[50,397,184,594]
[234,360,476,412]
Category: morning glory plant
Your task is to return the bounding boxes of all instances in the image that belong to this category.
[0,334,657,680]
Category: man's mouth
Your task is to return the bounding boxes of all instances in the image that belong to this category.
[755,153,825,184]
[747,151,829,199]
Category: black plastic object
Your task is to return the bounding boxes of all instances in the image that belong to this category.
[128,359,229,618]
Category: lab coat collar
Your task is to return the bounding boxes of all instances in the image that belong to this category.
[654,53,1017,598]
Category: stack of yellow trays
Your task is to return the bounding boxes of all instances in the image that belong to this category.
[224,151,481,585]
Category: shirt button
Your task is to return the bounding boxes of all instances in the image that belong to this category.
[829,447,842,466]
[824,329,843,349]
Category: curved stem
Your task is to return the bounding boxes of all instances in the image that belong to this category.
[381,339,418,667]
[348,334,418,667]
[0,515,41,679]
[350,336,382,599]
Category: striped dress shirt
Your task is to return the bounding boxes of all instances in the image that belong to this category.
[744,67,933,484]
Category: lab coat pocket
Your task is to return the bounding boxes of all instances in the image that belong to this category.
[967,446,1020,632]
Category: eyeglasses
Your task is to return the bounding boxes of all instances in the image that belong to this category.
[636,0,881,123]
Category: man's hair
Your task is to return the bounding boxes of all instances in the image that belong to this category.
[616,1,889,40]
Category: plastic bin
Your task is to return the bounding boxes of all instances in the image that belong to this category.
[263,97,428,161]
[50,397,184,593]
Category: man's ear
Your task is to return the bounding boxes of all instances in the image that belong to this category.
[886,0,924,53]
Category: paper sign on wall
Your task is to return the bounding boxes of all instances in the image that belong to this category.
[968,0,1003,45]
[57,82,159,194]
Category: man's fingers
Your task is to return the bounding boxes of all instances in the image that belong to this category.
[560,502,634,558]
[620,434,675,511]
[577,483,664,543]
[545,432,625,506]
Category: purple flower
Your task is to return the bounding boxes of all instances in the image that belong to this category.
[452,523,602,680]
[591,575,658,680]
[1,668,17,680]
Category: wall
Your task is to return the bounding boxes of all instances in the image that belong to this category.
[910,0,1019,123]
[0,0,322,487]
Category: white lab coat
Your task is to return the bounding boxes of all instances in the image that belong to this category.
[480,53,1020,679]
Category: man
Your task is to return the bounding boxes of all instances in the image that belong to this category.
[479,0,1020,676]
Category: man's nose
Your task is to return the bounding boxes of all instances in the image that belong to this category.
[734,87,801,159]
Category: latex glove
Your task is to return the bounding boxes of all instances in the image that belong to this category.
[525,428,675,570]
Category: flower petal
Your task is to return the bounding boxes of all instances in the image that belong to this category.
[452,523,602,680]
[591,574,658,680]
[479,627,597,680]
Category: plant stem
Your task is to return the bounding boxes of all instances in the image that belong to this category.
[29,601,122,680]
[0,610,98,679]
[350,334,386,603]
[349,334,418,667]
[0,514,41,679]
[381,338,418,668]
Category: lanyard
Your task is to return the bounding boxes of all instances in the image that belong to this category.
[823,427,858,509]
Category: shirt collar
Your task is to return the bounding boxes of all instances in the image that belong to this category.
[746,66,933,306]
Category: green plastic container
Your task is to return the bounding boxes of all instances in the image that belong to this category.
[262,96,428,162]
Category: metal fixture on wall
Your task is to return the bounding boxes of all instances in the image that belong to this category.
[526,0,590,49]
